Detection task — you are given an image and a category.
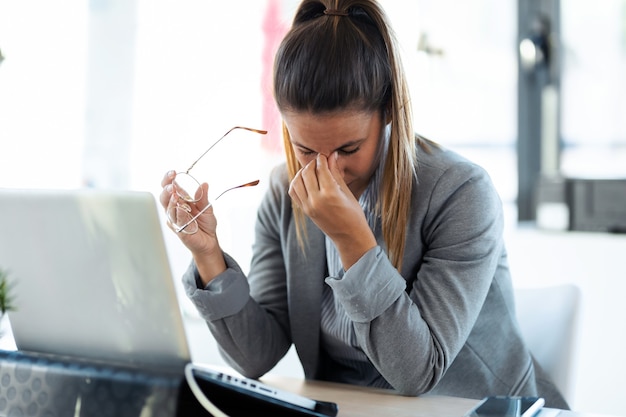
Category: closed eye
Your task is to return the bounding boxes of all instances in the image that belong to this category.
[296,147,316,156]
[338,147,359,155]
[292,140,363,157]
[297,147,359,157]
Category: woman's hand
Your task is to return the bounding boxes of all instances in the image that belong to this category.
[160,170,226,285]
[288,153,377,270]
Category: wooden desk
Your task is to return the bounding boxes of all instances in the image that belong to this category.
[262,374,479,417]
[261,375,602,417]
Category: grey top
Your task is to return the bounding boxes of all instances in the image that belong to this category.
[182,142,568,409]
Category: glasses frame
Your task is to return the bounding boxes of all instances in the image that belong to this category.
[168,126,267,234]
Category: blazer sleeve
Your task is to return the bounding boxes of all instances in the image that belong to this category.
[181,166,294,379]
[326,160,505,395]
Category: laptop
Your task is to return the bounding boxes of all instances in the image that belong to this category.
[0,188,337,416]
[0,188,191,373]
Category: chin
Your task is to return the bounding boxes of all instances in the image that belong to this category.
[348,183,364,199]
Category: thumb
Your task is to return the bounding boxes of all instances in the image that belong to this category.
[327,152,349,191]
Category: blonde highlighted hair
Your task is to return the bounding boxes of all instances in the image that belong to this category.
[274,0,422,271]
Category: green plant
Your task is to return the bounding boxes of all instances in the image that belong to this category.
[0,268,15,315]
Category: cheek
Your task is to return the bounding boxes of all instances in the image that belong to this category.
[338,155,370,177]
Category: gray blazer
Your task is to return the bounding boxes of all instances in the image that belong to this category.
[183,143,568,409]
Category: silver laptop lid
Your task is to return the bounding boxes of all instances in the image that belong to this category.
[0,188,191,373]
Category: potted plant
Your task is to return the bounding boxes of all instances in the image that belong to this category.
[0,268,15,324]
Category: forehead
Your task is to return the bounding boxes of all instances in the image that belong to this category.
[283,110,381,148]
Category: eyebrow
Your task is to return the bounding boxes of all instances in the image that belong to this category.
[290,138,366,153]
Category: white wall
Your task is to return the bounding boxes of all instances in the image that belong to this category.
[505,226,626,416]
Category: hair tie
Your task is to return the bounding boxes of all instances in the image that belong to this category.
[324,8,349,16]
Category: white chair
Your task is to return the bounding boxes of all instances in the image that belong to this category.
[514,284,581,403]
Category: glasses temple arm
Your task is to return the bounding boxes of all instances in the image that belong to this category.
[184,133,229,173]
[174,179,260,233]
[184,126,268,173]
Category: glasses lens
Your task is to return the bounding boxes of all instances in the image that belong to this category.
[173,173,202,202]
[167,205,198,234]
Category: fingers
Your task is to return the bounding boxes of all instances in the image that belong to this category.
[314,153,335,190]
[160,170,208,208]
[161,170,176,187]
[160,172,209,232]
[196,183,210,215]
[325,152,340,179]
[314,153,349,195]
[326,152,351,194]
[289,154,347,214]
[301,157,322,197]
[288,163,309,208]
[159,170,177,210]
[288,181,303,208]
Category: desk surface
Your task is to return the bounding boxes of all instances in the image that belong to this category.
[262,374,476,417]
[261,375,605,417]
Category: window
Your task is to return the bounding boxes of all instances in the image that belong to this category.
[0,2,88,188]
[0,0,522,270]
[560,0,626,178]
[397,0,518,224]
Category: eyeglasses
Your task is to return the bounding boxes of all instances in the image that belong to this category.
[167,126,267,234]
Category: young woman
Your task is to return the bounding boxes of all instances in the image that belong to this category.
[160,0,568,409]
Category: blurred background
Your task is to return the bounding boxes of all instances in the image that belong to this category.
[0,0,625,414]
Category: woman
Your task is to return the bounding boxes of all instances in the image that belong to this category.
[160,0,568,408]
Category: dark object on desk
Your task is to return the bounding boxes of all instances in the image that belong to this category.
[0,350,338,417]
[0,350,181,417]
[465,396,545,417]
[536,176,626,232]
[185,365,338,417]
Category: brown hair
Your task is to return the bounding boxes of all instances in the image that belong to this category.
[274,0,421,271]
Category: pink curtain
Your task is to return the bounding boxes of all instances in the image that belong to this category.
[261,0,289,154]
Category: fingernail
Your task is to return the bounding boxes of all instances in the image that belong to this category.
[167,170,176,178]
[166,184,173,193]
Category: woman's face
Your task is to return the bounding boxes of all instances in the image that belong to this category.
[282,109,384,198]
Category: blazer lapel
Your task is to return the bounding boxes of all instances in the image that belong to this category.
[286,217,326,378]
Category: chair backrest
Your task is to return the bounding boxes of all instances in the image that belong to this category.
[514,284,581,402]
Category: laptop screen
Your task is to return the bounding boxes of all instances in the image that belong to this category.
[0,188,191,373]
